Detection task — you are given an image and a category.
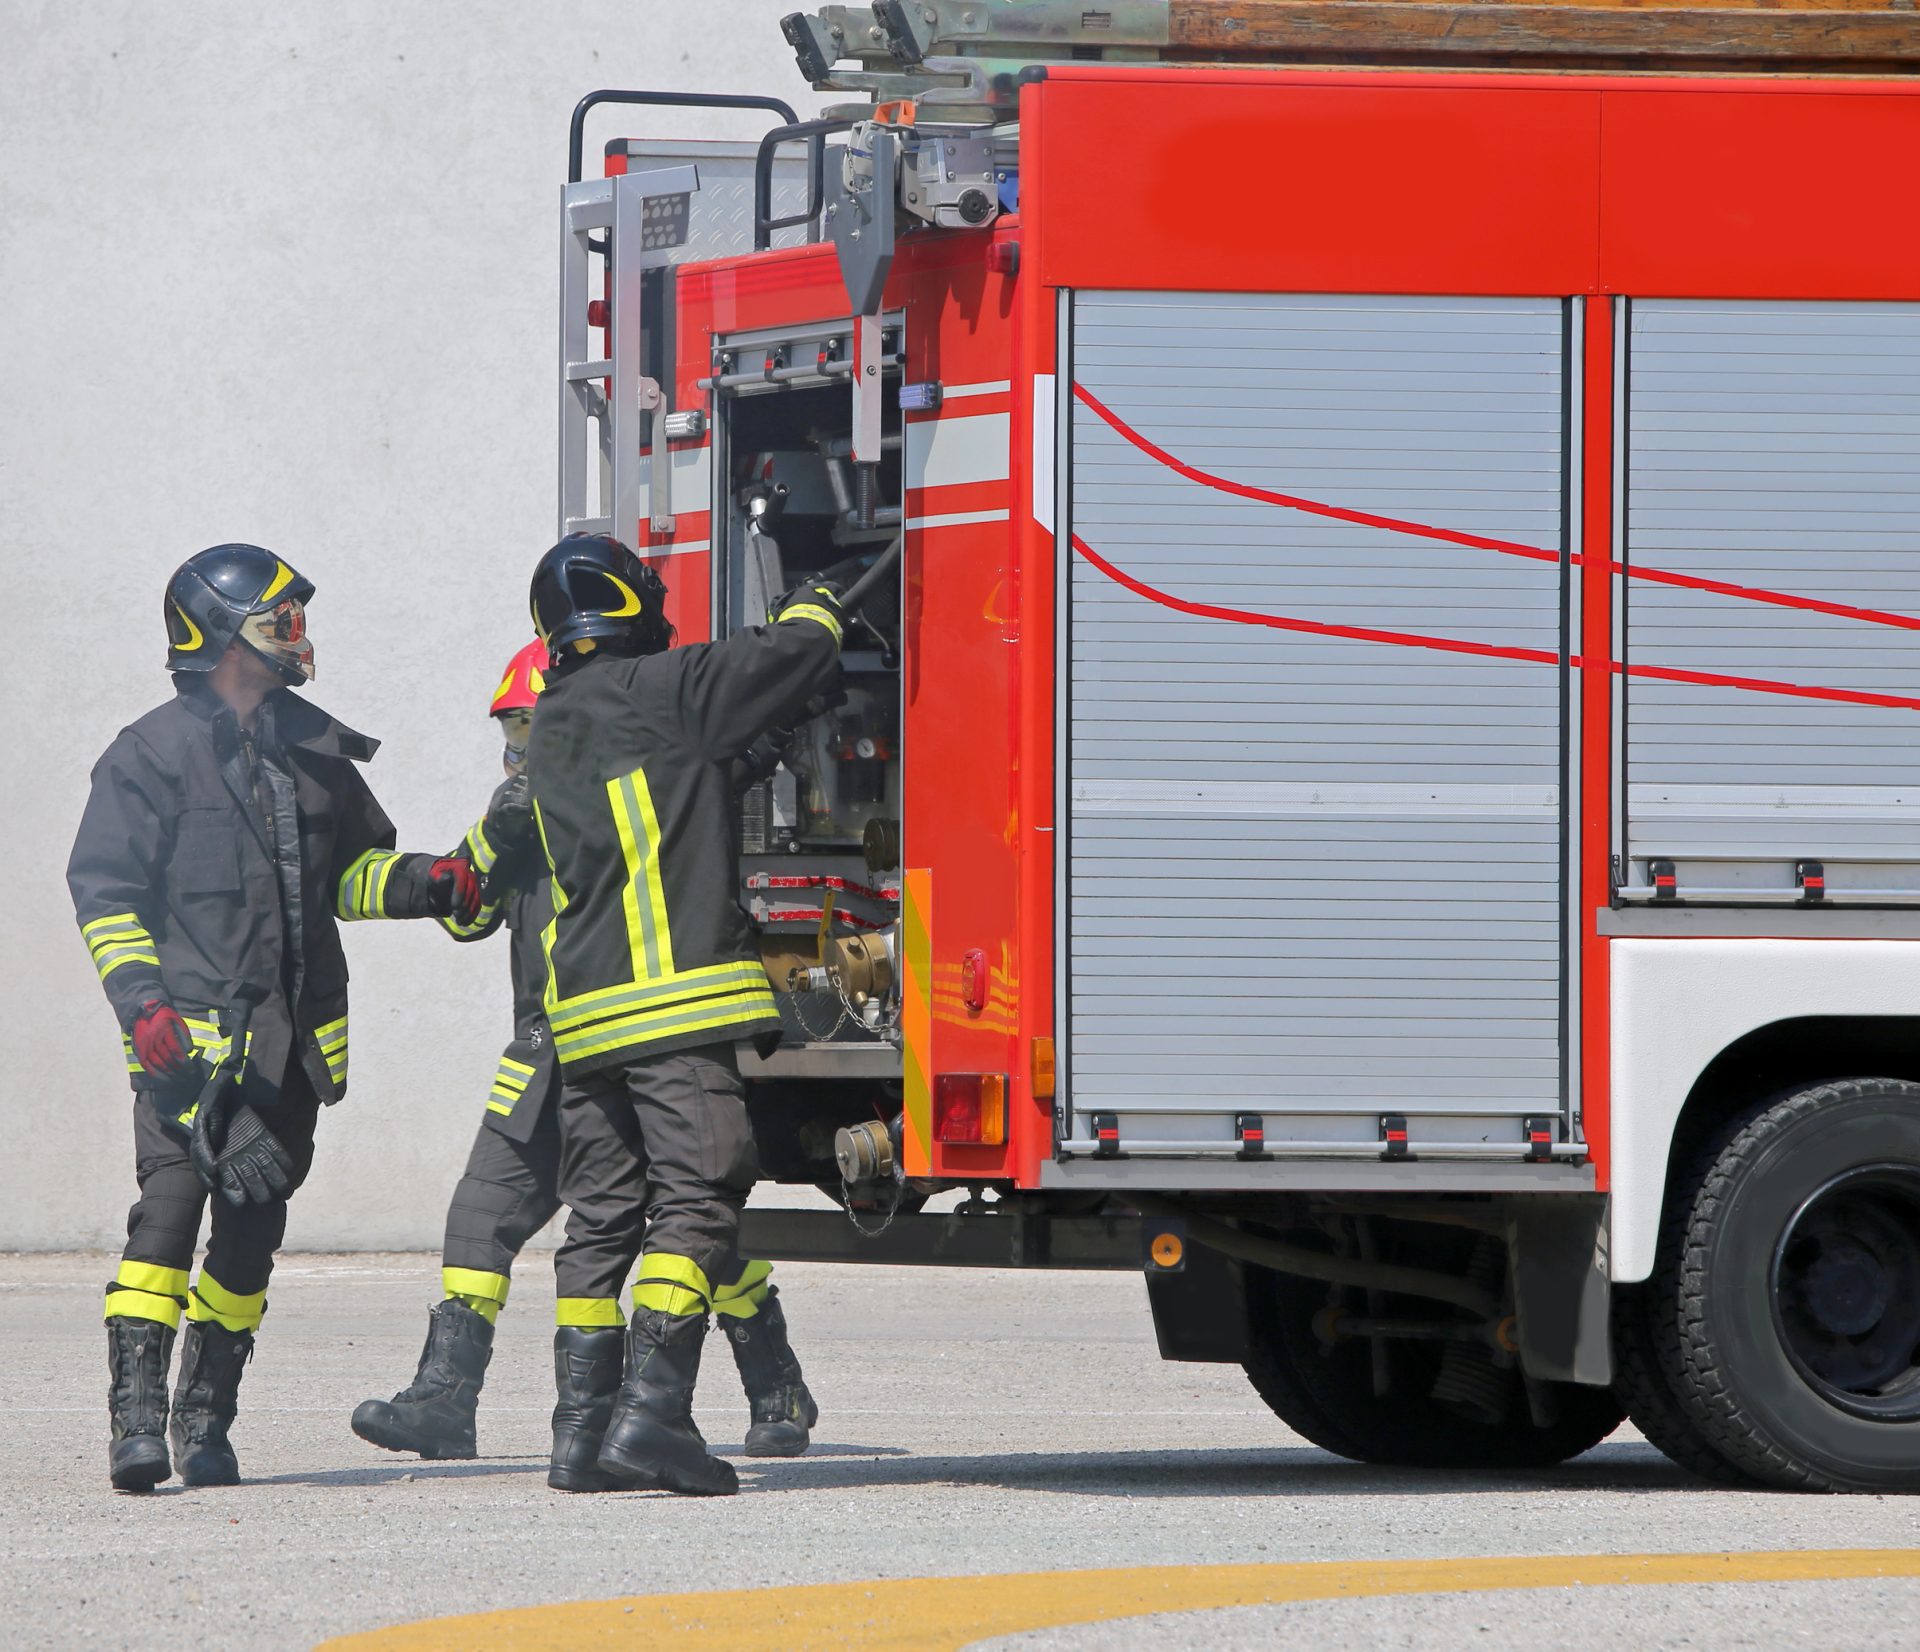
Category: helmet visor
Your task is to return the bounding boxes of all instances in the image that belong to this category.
[498,707,534,769]
[240,598,316,682]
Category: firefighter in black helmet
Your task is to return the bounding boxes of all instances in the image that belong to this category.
[67,545,481,1492]
[525,532,843,1495]
[349,639,820,1478]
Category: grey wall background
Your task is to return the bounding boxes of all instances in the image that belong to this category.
[0,2,825,1248]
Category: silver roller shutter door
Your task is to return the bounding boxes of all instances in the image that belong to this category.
[1066,292,1568,1154]
[1625,300,1920,894]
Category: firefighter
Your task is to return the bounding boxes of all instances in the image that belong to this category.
[349,639,820,1481]
[68,544,481,1493]
[526,533,843,1495]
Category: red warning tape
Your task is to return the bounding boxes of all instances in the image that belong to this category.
[1073,384,1920,636]
[1072,535,1920,715]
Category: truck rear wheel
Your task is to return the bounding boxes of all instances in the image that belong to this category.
[1649,1077,1920,1493]
[1242,1254,1623,1471]
[1610,1282,1757,1485]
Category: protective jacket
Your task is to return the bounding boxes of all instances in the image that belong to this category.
[527,614,841,1074]
[441,792,558,1144]
[68,681,426,1108]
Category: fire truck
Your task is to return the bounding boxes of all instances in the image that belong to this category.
[554,1,1920,1492]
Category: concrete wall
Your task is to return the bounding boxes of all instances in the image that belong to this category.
[0,2,824,1248]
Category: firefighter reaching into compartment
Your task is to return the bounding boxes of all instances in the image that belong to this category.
[525,533,844,1495]
[349,638,820,1479]
[67,544,482,1493]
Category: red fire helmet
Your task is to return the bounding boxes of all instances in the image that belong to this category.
[490,638,550,719]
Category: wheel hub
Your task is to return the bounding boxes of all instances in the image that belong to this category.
[1772,1166,1920,1421]
[1800,1238,1891,1338]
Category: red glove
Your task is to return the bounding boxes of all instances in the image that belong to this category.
[427,857,482,925]
[131,1002,193,1080]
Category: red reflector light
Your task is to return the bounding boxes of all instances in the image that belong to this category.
[934,1072,1007,1146]
[960,948,988,1014]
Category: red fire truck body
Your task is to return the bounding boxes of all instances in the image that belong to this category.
[559,10,1920,1491]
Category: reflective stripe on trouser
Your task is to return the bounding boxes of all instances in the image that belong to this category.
[632,1252,712,1318]
[551,1044,757,1314]
[440,1098,568,1326]
[187,1270,268,1333]
[103,1259,190,1329]
[556,1296,625,1328]
[712,1259,774,1320]
[118,1074,323,1322]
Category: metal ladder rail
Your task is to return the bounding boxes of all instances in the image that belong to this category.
[557,166,699,542]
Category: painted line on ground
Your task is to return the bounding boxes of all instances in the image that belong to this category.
[315,1548,1920,1652]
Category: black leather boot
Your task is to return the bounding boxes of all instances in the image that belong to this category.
[548,1327,625,1492]
[170,1321,253,1487]
[106,1318,175,1492]
[723,1288,818,1458]
[352,1300,495,1460]
[597,1309,739,1495]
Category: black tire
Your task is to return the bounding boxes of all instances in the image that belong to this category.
[1650,1077,1920,1493]
[1243,1254,1624,1471]
[1609,1282,1758,1485]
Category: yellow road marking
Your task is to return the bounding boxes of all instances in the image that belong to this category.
[316,1548,1920,1652]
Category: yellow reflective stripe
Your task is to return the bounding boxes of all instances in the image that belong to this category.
[556,1297,625,1328]
[442,1267,511,1306]
[87,921,152,956]
[712,1260,773,1319]
[548,959,770,1032]
[98,948,162,980]
[370,852,397,915]
[337,849,401,919]
[104,1289,182,1329]
[314,1015,349,1083]
[83,911,143,940]
[777,602,844,645]
[632,1252,712,1317]
[260,559,296,603]
[607,767,675,983]
[464,818,497,875]
[126,1020,252,1076]
[488,1056,533,1113]
[551,986,777,1063]
[714,1260,772,1301]
[187,1273,267,1333]
[116,1261,190,1298]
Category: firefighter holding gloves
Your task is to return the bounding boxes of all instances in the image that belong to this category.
[526,533,843,1495]
[67,544,480,1493]
[352,638,821,1481]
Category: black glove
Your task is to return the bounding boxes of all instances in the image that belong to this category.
[385,853,483,923]
[772,581,848,643]
[197,1104,295,1208]
[483,773,536,857]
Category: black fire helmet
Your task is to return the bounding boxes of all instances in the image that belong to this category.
[528,533,672,662]
[164,544,316,678]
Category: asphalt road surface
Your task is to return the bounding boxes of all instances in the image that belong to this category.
[4,1250,1917,1650]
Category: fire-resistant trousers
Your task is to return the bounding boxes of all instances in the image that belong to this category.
[434,1097,569,1320]
[552,1042,758,1318]
[104,1064,323,1332]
